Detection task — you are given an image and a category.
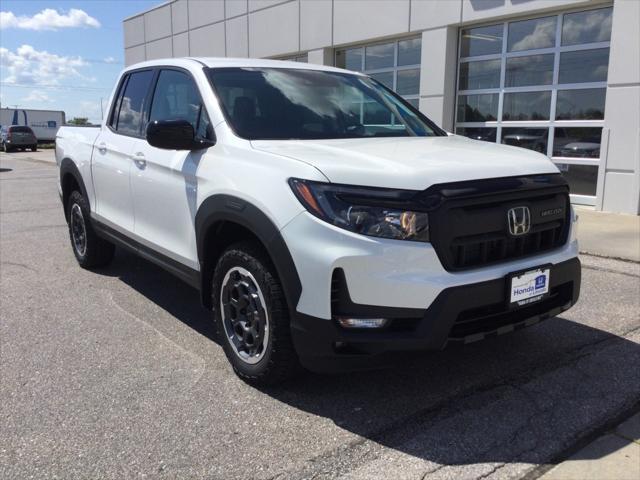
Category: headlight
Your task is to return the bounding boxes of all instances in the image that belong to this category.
[289,178,429,242]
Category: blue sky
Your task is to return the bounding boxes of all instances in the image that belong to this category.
[1,1,162,123]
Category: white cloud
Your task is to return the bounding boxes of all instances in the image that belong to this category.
[78,100,103,119]
[0,44,89,86]
[0,8,100,31]
[23,90,51,103]
[103,56,117,64]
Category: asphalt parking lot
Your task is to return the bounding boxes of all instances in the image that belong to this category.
[1,150,639,480]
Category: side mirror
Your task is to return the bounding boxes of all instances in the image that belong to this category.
[146,119,215,150]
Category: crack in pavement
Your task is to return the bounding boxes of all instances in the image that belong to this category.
[0,261,38,273]
[581,264,640,279]
[270,326,640,480]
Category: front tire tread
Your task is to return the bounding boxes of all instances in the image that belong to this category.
[212,241,300,386]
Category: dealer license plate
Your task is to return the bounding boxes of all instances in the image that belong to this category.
[509,267,550,307]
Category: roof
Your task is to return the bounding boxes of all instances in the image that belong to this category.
[124,57,362,76]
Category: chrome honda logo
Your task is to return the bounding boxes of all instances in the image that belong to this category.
[508,206,531,236]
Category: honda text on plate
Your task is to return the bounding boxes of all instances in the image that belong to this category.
[56,58,580,385]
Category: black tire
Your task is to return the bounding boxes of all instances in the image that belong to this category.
[212,241,300,386]
[66,191,115,268]
[31,145,37,152]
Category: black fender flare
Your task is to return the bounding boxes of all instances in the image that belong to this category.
[195,194,302,311]
[59,158,90,220]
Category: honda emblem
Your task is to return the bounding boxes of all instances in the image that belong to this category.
[508,206,531,236]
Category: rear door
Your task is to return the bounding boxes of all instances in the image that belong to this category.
[92,69,154,233]
[130,68,215,269]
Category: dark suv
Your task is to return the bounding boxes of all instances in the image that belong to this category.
[1,125,38,152]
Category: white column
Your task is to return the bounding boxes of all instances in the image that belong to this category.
[599,0,640,214]
[307,48,334,66]
[418,26,458,131]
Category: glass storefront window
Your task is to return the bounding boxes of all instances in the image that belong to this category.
[553,128,603,158]
[280,54,308,63]
[461,24,503,57]
[455,127,497,142]
[335,48,363,71]
[457,94,499,122]
[556,89,606,120]
[503,91,551,120]
[505,54,554,87]
[398,38,421,66]
[455,7,612,203]
[370,71,393,90]
[365,42,394,70]
[396,69,420,95]
[502,128,549,153]
[559,48,610,84]
[458,59,501,90]
[336,37,421,107]
[556,163,599,196]
[562,8,613,45]
[508,16,556,52]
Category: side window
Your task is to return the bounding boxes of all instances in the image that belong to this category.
[109,76,127,130]
[115,70,154,136]
[149,69,213,139]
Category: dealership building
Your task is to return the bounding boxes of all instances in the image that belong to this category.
[123,0,640,214]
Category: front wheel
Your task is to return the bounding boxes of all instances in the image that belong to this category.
[212,241,300,386]
[30,145,37,152]
[67,191,115,268]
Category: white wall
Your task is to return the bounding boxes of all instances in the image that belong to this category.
[123,0,638,214]
[599,0,640,214]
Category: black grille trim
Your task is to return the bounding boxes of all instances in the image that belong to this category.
[426,174,570,271]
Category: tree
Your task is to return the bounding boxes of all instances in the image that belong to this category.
[68,117,90,125]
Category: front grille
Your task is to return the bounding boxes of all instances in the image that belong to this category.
[426,175,570,271]
[450,218,564,269]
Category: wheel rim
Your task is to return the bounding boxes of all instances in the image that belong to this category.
[220,267,270,365]
[70,203,87,257]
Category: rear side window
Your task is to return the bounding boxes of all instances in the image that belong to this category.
[10,126,33,133]
[114,70,154,136]
[149,69,213,139]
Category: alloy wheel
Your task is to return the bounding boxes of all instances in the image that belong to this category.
[70,203,87,257]
[220,267,270,365]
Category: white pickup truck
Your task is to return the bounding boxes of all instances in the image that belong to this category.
[56,58,580,385]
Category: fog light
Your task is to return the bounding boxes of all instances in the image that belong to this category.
[337,317,389,329]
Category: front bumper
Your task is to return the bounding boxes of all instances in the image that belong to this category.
[291,257,580,372]
[280,209,579,320]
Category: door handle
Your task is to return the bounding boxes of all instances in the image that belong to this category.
[97,142,107,154]
[131,152,147,169]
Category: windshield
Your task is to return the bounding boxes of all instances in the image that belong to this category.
[207,67,444,140]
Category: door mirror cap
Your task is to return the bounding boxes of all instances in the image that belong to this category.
[146,119,215,150]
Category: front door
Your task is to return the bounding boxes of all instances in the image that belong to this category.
[130,68,215,269]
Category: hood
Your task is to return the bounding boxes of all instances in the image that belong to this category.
[251,135,560,190]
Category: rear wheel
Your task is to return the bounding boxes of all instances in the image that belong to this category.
[212,241,300,386]
[67,191,115,268]
[30,145,37,152]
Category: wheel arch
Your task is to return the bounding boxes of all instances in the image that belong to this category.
[59,158,89,222]
[195,195,302,312]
